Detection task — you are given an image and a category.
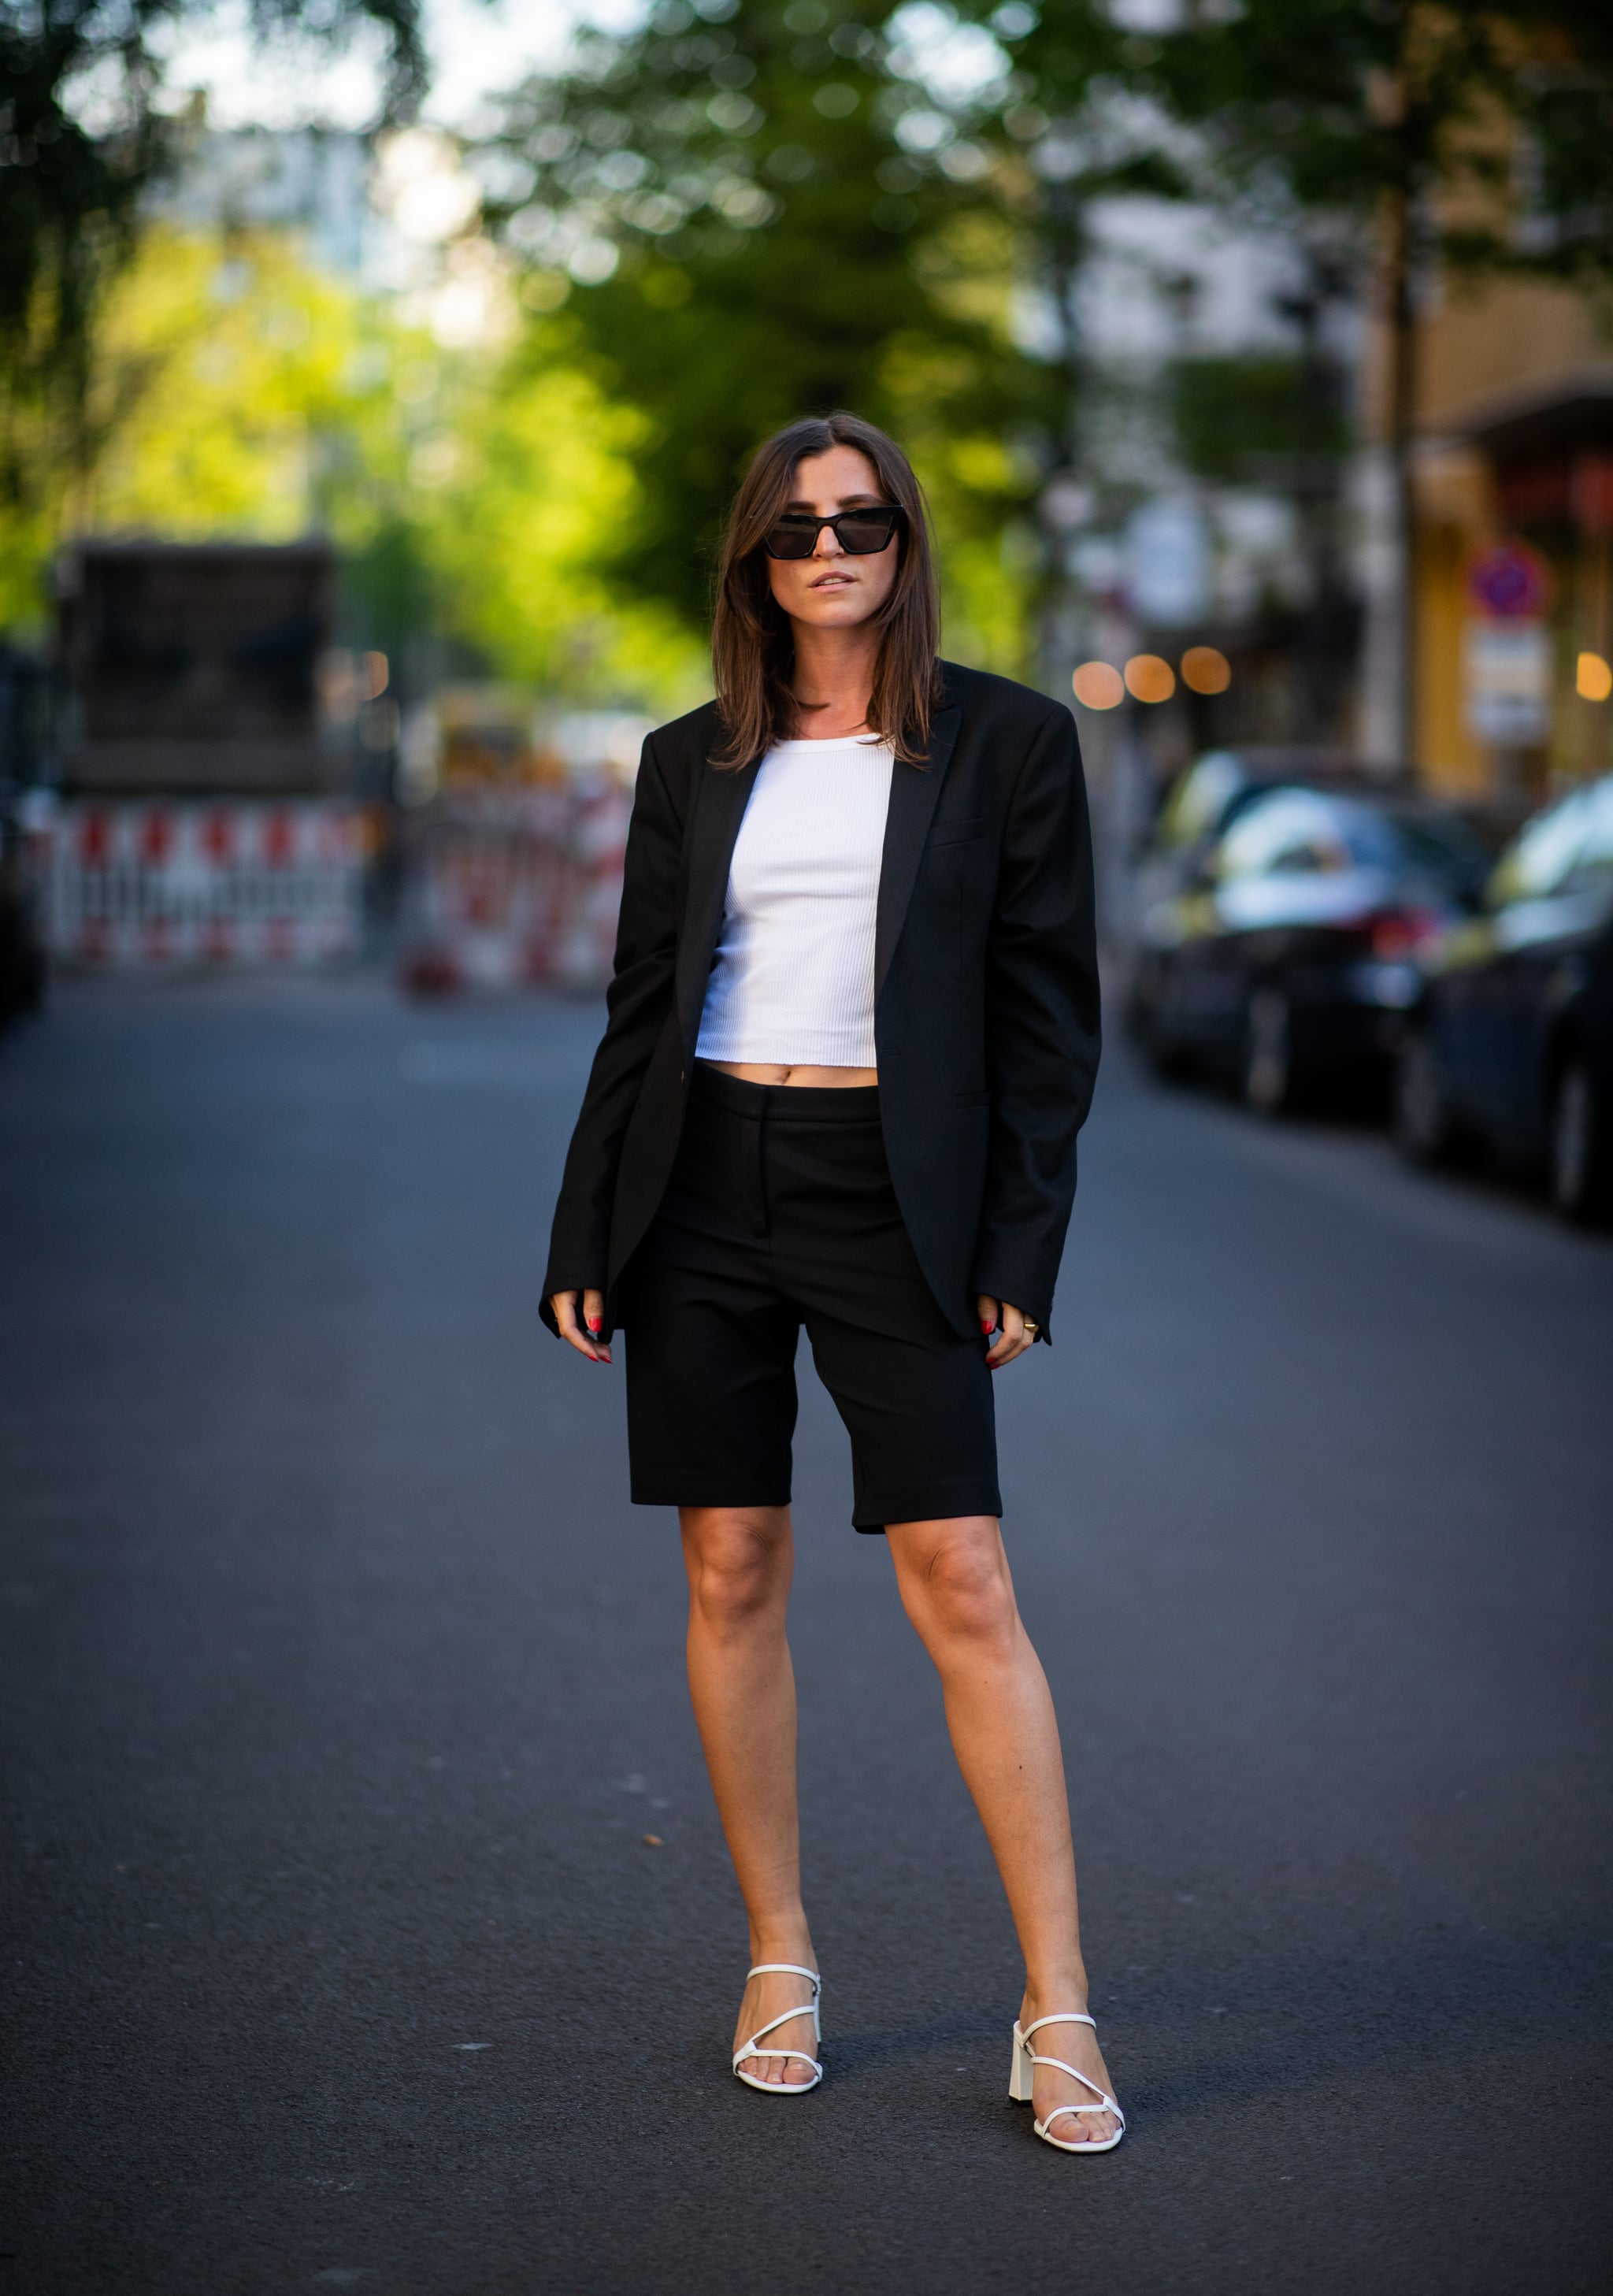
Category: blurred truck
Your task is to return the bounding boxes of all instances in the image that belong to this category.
[45,541,366,969]
[57,540,336,796]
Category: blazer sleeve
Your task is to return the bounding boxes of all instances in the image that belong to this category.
[540,731,686,1331]
[968,704,1101,1340]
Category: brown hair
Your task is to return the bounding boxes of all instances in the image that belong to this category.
[710,412,941,768]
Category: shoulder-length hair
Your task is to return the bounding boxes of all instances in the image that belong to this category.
[710,411,941,769]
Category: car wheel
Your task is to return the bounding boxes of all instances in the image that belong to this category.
[1394,1027,1461,1166]
[1134,970,1189,1080]
[1550,1057,1611,1225]
[1243,988,1292,1115]
[1144,1022,1192,1081]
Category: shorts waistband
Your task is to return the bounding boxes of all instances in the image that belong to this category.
[692,1062,882,1121]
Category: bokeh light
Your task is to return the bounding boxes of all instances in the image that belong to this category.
[1124,654,1175,703]
[1576,651,1612,702]
[1181,645,1232,695]
[1072,661,1125,710]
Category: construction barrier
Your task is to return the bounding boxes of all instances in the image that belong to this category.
[399,781,632,993]
[43,800,366,968]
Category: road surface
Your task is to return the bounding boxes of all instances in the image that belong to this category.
[2,976,1610,2294]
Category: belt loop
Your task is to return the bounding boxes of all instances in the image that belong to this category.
[751,1086,770,1239]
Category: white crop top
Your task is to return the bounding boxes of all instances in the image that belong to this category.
[695,733,895,1068]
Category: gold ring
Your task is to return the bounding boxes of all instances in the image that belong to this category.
[1022,1319,1039,1336]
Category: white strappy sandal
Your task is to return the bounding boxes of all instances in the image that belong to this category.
[732,1962,822,2094]
[1009,2012,1125,2153]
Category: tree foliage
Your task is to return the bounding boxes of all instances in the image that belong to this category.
[476,0,1055,653]
[0,217,689,703]
[0,0,425,525]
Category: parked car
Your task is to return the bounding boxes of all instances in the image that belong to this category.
[0,646,51,1026]
[1129,747,1372,949]
[1394,773,1613,1222]
[1130,780,1494,1111]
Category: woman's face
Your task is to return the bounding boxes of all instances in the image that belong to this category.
[764,445,902,633]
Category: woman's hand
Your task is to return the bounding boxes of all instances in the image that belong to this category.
[551,1288,610,1364]
[977,1296,1037,1369]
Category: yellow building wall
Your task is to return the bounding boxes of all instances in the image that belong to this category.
[1416,276,1609,432]
[1366,273,1613,795]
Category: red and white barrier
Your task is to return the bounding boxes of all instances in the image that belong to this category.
[401,783,630,993]
[43,801,366,968]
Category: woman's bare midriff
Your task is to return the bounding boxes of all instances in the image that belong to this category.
[703,1060,878,1088]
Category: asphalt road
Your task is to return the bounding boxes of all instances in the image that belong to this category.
[2,975,1611,2296]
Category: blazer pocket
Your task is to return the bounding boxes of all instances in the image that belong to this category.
[926,816,987,848]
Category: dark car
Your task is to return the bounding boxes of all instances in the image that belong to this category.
[1394,773,1613,1222]
[0,646,51,1026]
[1130,781,1494,1112]
[1128,747,1371,943]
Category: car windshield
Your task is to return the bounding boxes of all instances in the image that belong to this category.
[1216,790,1363,880]
[1155,753,1246,851]
[1487,784,1600,905]
[1567,775,1613,896]
[1215,787,1487,899]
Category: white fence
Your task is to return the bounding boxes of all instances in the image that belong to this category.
[399,783,631,993]
[43,801,366,968]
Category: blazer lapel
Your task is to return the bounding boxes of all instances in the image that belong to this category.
[675,751,762,1060]
[874,699,962,1000]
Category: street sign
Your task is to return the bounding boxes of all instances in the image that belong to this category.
[1467,541,1551,621]
[1464,621,1551,745]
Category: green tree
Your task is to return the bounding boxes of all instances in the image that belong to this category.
[476,0,1055,666]
[408,345,706,703]
[0,216,690,707]
[0,220,413,633]
[0,0,425,550]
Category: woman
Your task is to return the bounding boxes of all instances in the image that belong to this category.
[543,412,1119,2153]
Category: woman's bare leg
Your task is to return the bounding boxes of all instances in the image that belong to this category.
[884,1513,1120,2142]
[679,1504,819,2085]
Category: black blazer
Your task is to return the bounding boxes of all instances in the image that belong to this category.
[542,660,1101,1345]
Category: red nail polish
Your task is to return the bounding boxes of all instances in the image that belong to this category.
[981,1319,996,1335]
[586,1319,601,1335]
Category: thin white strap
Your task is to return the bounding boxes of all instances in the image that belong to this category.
[747,1963,820,1990]
[1040,2101,1124,2133]
[1022,2012,1095,2042]
[1029,2054,1118,2111]
[734,2046,821,2071]
[743,2003,820,2048]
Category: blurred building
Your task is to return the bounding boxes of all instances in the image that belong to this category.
[1389,276,1611,800]
[154,124,380,280]
[1046,194,1362,788]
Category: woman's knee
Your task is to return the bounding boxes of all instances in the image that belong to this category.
[903,1523,1018,1645]
[681,1507,791,1632]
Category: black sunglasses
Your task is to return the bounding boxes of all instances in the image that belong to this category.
[762,506,904,560]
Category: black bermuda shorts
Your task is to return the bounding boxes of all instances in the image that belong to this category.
[621,1064,1000,1534]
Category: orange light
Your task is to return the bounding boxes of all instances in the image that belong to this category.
[1181,645,1232,695]
[362,650,390,699]
[1576,650,1612,702]
[1072,660,1125,710]
[1124,653,1175,703]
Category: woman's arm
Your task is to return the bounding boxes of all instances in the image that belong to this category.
[969,706,1102,1341]
[541,731,688,1335]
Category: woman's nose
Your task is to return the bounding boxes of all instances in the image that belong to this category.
[813,521,845,558]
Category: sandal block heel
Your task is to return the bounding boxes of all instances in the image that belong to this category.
[1007,2023,1036,2102]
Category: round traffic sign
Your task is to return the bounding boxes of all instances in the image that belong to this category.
[1467,542,1551,621]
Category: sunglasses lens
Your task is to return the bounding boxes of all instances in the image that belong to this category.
[764,521,818,559]
[836,511,899,554]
